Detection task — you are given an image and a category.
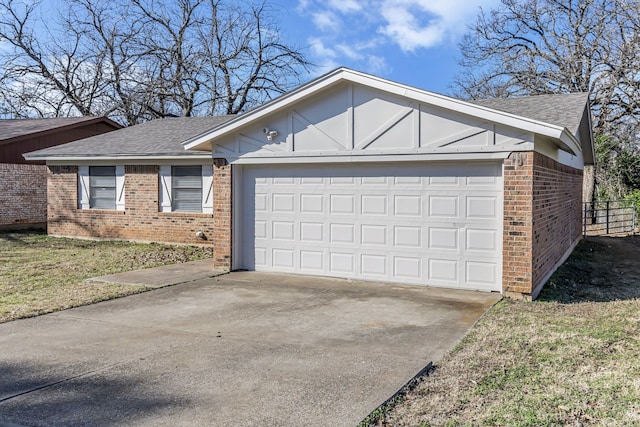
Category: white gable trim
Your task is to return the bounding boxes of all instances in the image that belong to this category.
[182,68,582,157]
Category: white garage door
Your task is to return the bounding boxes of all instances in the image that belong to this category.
[238,162,502,291]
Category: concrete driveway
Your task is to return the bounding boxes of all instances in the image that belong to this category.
[0,271,500,427]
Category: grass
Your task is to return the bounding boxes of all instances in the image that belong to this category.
[0,231,212,323]
[368,235,640,426]
[4,231,640,425]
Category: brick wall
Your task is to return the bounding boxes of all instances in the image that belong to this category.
[47,164,216,246]
[502,152,534,297]
[212,159,232,269]
[0,163,47,229]
[502,151,583,299]
[531,152,583,295]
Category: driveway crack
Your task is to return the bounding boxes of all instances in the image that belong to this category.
[0,360,130,404]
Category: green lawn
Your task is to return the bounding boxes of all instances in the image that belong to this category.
[368,236,640,426]
[0,232,212,322]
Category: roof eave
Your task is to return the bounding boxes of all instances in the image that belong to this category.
[0,117,122,147]
[23,153,212,162]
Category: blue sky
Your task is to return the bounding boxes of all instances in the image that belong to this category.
[280,0,502,95]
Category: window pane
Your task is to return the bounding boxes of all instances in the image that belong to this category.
[90,175,116,187]
[90,166,115,177]
[172,166,202,212]
[173,174,201,188]
[91,197,116,210]
[89,166,116,210]
[91,187,116,199]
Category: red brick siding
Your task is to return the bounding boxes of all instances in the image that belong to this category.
[531,152,583,295]
[502,152,534,297]
[212,159,232,269]
[0,163,48,229]
[502,151,583,299]
[47,164,215,246]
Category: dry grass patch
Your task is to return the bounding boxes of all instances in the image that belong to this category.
[369,236,640,426]
[0,231,212,323]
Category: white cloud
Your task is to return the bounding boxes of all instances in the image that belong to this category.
[312,10,340,32]
[300,0,500,78]
[336,44,364,60]
[377,0,501,52]
[366,55,390,75]
[296,0,311,13]
[327,0,363,13]
[308,37,340,74]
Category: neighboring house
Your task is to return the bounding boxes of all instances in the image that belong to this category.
[0,117,121,230]
[25,68,594,300]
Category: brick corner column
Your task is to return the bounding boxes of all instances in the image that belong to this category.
[502,151,534,299]
[213,158,232,270]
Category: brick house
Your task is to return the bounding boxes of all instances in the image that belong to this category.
[0,117,121,230]
[26,68,594,300]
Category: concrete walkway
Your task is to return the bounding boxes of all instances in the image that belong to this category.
[0,270,501,427]
[87,259,225,288]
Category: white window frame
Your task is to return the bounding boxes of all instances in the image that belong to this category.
[159,164,213,213]
[78,165,125,210]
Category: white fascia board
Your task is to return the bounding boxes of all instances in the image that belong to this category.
[226,151,512,165]
[182,67,583,156]
[223,143,534,161]
[557,128,583,156]
[41,155,212,165]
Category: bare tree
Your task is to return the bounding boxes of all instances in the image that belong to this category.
[0,0,103,117]
[198,0,310,115]
[0,0,310,124]
[455,0,640,201]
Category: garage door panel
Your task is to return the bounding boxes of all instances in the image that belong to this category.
[330,194,356,214]
[272,221,295,240]
[393,226,422,248]
[397,257,424,280]
[361,224,388,245]
[300,194,324,213]
[360,254,388,276]
[429,175,459,186]
[272,248,295,268]
[300,222,324,242]
[330,252,356,274]
[330,223,355,244]
[466,196,498,218]
[272,193,295,212]
[241,162,502,291]
[394,195,422,216]
[465,228,498,252]
[465,260,499,287]
[428,258,459,282]
[361,195,388,215]
[300,250,324,271]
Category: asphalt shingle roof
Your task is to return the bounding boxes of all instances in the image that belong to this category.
[468,92,590,136]
[24,92,591,160]
[0,117,118,143]
[25,116,235,158]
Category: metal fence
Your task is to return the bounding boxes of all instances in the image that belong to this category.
[583,200,636,237]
